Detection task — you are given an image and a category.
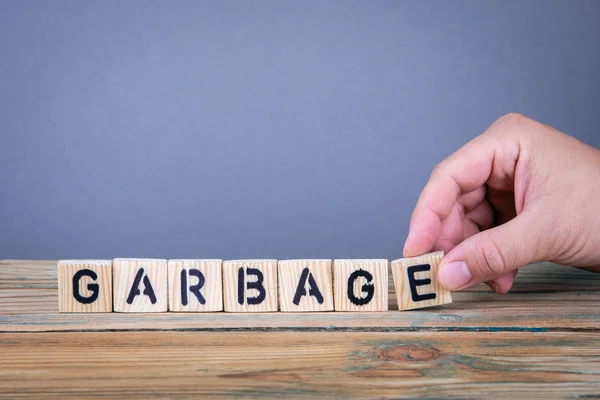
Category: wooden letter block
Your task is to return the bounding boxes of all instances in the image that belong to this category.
[57,260,113,313]
[278,259,334,312]
[333,259,388,312]
[113,258,168,312]
[391,251,452,311]
[168,259,223,312]
[223,260,278,312]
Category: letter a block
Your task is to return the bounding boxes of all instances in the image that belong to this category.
[278,260,334,312]
[333,259,388,312]
[391,251,452,311]
[113,258,168,312]
[57,260,113,312]
[223,260,278,312]
[168,259,223,312]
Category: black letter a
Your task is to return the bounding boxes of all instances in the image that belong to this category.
[126,268,157,304]
[292,268,324,306]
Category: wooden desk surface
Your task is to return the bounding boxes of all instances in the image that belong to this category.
[2,260,600,398]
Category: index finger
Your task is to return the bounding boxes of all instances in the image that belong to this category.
[403,125,511,257]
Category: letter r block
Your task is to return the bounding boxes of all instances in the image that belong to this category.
[57,260,113,312]
[168,259,223,312]
[223,260,278,312]
[391,251,453,311]
[113,258,168,312]
[278,260,334,312]
[333,259,388,312]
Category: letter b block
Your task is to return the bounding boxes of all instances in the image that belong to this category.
[113,258,168,312]
[57,260,113,312]
[391,251,452,311]
[168,259,223,312]
[334,259,388,312]
[278,260,334,312]
[223,260,278,312]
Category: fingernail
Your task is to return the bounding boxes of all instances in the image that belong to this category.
[438,261,471,291]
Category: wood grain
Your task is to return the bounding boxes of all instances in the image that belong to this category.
[168,259,223,312]
[333,259,389,311]
[3,260,600,398]
[57,260,113,313]
[278,260,334,312]
[2,331,600,399]
[223,260,278,312]
[391,251,453,311]
[113,259,168,313]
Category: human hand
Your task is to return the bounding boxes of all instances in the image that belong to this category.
[403,113,600,294]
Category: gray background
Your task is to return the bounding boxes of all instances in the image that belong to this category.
[1,1,599,260]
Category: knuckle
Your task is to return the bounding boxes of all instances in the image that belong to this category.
[473,235,509,278]
[488,112,538,145]
[497,112,529,126]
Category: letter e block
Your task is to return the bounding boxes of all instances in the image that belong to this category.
[333,259,388,312]
[223,260,278,312]
[168,259,223,312]
[57,260,113,313]
[391,251,452,311]
[113,258,168,312]
[278,259,334,312]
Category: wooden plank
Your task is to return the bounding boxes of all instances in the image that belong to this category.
[0,260,59,289]
[2,301,600,332]
[1,331,599,398]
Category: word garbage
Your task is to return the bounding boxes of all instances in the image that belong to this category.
[57,252,452,313]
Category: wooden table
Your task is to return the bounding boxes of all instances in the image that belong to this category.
[2,260,600,398]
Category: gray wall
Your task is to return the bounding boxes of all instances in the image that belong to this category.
[1,1,599,260]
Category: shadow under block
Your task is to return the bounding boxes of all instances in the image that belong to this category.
[113,258,168,312]
[391,251,453,311]
[168,259,223,312]
[333,259,389,312]
[57,260,113,313]
[223,260,278,312]
[278,260,334,312]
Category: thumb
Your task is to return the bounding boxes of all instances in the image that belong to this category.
[437,210,546,291]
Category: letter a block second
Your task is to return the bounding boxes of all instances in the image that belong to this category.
[391,251,452,311]
[223,260,278,312]
[334,260,388,312]
[57,260,113,312]
[113,258,168,312]
[278,260,334,312]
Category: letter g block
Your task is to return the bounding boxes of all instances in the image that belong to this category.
[57,260,113,312]
[333,259,388,312]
